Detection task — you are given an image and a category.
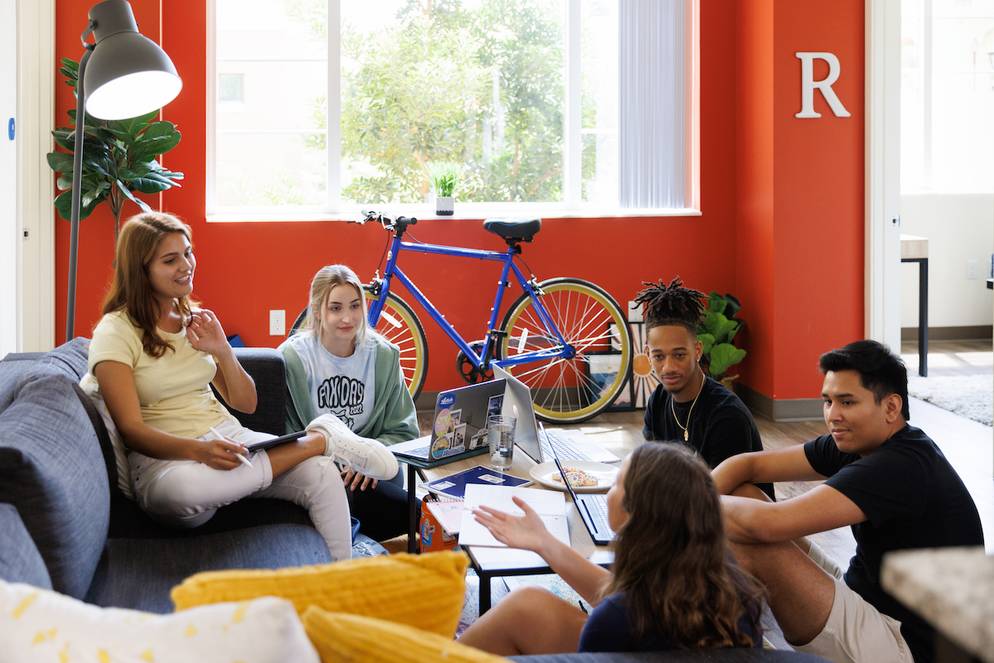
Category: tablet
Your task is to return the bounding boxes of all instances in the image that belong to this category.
[245,430,306,452]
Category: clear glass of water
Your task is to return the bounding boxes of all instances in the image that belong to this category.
[487,415,516,471]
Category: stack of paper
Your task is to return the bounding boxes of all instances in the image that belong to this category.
[458,484,569,548]
[425,500,464,536]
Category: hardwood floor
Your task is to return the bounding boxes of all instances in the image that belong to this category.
[901,338,993,378]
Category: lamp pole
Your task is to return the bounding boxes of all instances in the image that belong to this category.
[65,43,93,343]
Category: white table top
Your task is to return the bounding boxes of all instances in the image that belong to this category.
[900,233,929,260]
[881,546,994,663]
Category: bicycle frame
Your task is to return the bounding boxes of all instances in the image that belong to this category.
[367,232,572,371]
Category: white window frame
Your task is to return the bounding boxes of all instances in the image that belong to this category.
[206,0,700,222]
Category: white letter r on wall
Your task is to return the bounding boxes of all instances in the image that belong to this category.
[795,52,851,119]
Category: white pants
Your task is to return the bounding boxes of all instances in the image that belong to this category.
[794,542,914,663]
[128,417,353,560]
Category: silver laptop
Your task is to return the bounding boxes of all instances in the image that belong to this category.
[492,364,619,464]
[391,379,506,463]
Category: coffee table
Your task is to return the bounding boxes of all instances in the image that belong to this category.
[418,421,635,613]
[465,502,614,614]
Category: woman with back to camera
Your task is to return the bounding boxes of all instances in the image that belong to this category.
[81,212,397,560]
[278,264,418,542]
[458,443,763,655]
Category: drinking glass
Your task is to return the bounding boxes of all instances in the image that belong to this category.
[487,415,516,471]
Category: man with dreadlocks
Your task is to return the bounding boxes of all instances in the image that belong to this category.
[634,278,773,500]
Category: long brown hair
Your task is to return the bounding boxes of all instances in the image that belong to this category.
[606,443,762,648]
[101,212,196,358]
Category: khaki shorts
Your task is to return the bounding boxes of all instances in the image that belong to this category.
[794,542,914,663]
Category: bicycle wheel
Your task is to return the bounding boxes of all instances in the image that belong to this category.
[498,278,632,423]
[288,291,428,400]
[368,291,428,400]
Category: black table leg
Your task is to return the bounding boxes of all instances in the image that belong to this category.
[902,257,929,377]
[479,573,492,615]
[919,258,928,377]
[407,463,418,553]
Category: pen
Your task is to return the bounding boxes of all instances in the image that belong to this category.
[209,426,253,468]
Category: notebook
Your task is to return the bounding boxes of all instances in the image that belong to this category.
[458,484,569,548]
[424,465,530,500]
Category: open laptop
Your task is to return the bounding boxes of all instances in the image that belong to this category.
[391,379,507,464]
[553,456,614,546]
[493,364,619,464]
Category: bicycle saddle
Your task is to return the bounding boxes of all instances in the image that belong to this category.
[483,217,542,243]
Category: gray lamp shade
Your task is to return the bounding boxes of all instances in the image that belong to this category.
[82,0,182,120]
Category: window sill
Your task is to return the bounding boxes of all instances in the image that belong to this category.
[206,205,703,223]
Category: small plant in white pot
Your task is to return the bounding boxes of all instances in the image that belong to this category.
[429,162,458,216]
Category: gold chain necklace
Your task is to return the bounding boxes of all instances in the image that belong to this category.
[670,372,705,442]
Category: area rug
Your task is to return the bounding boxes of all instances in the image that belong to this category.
[908,374,993,426]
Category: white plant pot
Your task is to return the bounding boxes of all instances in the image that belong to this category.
[435,195,454,216]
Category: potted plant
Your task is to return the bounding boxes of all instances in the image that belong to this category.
[429,162,458,216]
[698,291,747,388]
[46,57,184,242]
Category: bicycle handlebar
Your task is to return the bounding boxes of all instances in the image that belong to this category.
[357,210,417,231]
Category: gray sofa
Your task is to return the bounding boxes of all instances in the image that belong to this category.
[0,339,824,663]
[0,338,342,613]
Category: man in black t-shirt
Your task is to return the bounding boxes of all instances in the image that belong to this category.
[635,279,773,499]
[714,340,984,663]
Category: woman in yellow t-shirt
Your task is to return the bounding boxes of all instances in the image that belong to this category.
[82,212,398,560]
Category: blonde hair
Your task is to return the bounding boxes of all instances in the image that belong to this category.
[101,212,196,358]
[301,264,371,347]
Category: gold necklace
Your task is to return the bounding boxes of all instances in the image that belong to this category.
[670,372,705,442]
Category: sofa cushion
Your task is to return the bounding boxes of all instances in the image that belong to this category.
[303,608,505,663]
[0,371,110,599]
[510,652,829,662]
[0,580,319,663]
[226,347,287,435]
[87,521,332,613]
[172,551,469,636]
[0,354,43,414]
[0,504,52,589]
[36,337,90,380]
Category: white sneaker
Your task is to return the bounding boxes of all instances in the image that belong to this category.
[306,414,399,480]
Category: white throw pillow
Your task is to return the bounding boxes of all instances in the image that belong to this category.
[78,375,133,499]
[0,581,319,663]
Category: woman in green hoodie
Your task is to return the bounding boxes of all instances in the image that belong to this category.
[279,264,419,541]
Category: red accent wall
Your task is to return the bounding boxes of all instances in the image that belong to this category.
[54,0,864,400]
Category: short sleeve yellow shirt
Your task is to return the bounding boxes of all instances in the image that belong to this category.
[81,310,234,438]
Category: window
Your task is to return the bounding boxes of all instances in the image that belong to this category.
[209,0,696,217]
[902,0,994,193]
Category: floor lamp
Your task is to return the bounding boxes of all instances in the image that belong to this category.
[65,0,182,342]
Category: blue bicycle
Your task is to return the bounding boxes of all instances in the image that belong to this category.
[291,211,632,423]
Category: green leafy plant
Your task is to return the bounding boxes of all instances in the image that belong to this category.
[428,162,459,198]
[698,292,747,381]
[46,57,184,241]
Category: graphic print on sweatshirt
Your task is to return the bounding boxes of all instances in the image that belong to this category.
[317,375,366,429]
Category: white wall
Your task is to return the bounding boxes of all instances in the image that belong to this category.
[16,0,55,353]
[900,193,994,330]
[0,0,17,357]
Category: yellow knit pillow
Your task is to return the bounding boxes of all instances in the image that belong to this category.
[171,551,468,636]
[303,607,506,663]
